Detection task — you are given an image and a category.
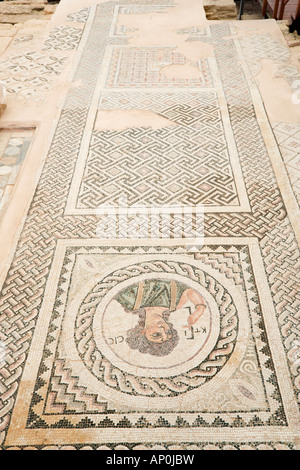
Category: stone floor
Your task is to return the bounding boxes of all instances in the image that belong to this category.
[0,0,299,451]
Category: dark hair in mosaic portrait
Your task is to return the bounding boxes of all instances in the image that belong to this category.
[126,308,179,357]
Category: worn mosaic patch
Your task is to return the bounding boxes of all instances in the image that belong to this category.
[0,130,34,214]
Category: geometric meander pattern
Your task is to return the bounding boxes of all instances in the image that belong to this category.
[77,92,239,208]
[0,1,299,450]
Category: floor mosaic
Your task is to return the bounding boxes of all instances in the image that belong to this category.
[75,91,245,210]
[0,0,299,450]
[272,122,300,205]
[0,129,33,216]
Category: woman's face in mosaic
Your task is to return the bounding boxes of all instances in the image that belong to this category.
[143,308,173,343]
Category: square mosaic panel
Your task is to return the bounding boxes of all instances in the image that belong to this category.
[4,241,296,447]
[75,91,246,210]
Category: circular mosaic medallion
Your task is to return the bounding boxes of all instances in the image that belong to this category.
[93,273,220,378]
[74,260,239,397]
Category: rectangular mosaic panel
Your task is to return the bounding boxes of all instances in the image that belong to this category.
[105,47,213,88]
[66,60,250,214]
[74,91,246,210]
[0,129,33,215]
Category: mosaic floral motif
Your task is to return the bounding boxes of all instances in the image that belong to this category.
[0,52,67,102]
[43,26,83,51]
